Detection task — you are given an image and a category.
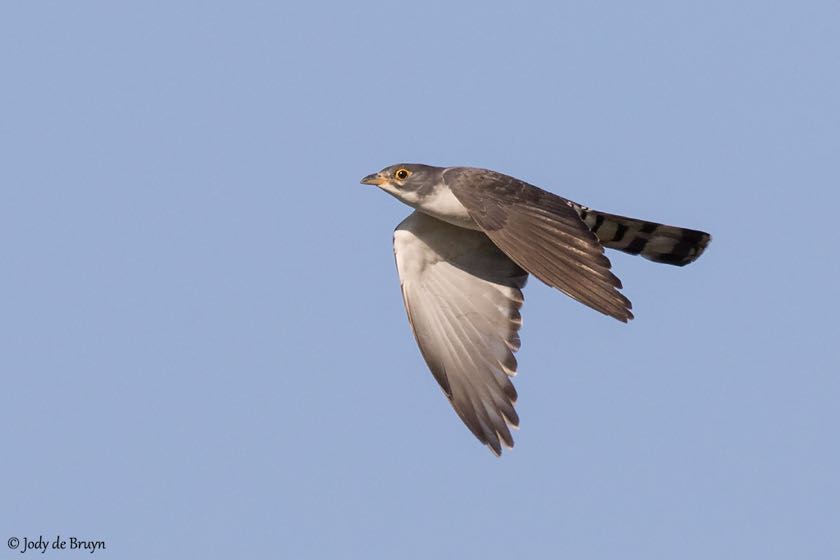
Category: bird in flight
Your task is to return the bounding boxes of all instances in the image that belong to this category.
[361,164,710,455]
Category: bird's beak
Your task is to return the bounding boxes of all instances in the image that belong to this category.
[360,173,387,186]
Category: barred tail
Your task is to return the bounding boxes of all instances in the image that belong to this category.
[575,206,711,266]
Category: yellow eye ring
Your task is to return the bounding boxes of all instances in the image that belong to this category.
[395,168,411,180]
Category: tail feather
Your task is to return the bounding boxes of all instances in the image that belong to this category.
[575,206,711,266]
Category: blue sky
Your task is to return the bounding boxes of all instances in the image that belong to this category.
[1,1,838,558]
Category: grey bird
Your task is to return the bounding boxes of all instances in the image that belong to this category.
[361,164,710,455]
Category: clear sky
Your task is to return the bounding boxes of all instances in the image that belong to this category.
[1,1,838,558]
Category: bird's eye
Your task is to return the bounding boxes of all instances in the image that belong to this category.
[395,168,411,180]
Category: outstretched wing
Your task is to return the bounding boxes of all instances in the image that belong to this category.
[445,167,633,322]
[393,211,528,455]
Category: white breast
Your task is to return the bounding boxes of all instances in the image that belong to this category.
[389,182,480,230]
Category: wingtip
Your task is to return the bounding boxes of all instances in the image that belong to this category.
[486,438,515,458]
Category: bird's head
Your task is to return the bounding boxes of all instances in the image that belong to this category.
[360,163,444,202]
